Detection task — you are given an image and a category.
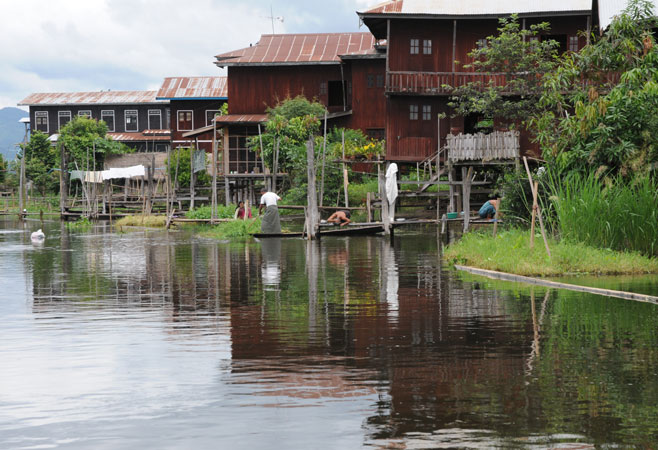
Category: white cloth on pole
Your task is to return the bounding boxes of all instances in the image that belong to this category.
[83,171,104,183]
[385,163,398,222]
[102,165,145,180]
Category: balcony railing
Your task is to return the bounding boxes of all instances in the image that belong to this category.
[386,71,508,95]
[386,71,623,95]
[447,131,520,162]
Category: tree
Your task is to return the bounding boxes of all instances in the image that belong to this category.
[531,0,658,177]
[20,131,59,195]
[448,15,560,127]
[249,96,326,190]
[57,116,129,171]
[165,147,210,188]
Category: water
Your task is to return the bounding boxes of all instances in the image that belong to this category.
[1,219,658,449]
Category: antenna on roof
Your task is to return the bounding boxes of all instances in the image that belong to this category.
[266,5,284,34]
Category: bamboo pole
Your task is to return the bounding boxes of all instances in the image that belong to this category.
[342,130,348,208]
[319,111,328,207]
[190,146,195,210]
[493,197,500,237]
[257,124,268,189]
[530,181,538,248]
[523,157,551,258]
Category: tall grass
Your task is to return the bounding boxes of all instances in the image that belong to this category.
[552,174,658,256]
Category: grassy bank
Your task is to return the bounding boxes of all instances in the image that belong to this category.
[200,218,262,239]
[444,229,658,277]
[115,215,167,228]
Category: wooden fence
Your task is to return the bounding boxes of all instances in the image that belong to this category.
[446,131,520,162]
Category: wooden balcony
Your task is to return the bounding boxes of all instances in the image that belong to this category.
[386,71,508,95]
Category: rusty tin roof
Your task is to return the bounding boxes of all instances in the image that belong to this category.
[19,91,164,106]
[215,32,376,67]
[359,0,591,16]
[156,77,228,100]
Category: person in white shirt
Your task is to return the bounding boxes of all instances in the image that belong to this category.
[259,188,282,233]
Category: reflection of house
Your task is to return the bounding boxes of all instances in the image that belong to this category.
[357,0,594,161]
[212,32,387,175]
[18,91,170,152]
[155,76,227,153]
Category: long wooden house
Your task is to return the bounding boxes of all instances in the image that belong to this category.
[155,76,227,153]
[357,0,595,162]
[18,91,171,152]
[212,32,387,175]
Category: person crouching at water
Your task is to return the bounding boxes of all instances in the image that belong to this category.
[259,188,282,233]
[327,210,351,226]
[478,199,499,219]
[234,200,252,220]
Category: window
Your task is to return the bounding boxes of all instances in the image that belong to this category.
[228,126,261,174]
[206,110,218,126]
[35,111,48,133]
[529,36,539,43]
[477,38,488,49]
[367,74,375,88]
[58,111,71,130]
[177,110,193,131]
[409,104,418,121]
[422,105,431,121]
[101,110,115,131]
[78,110,91,118]
[376,74,384,88]
[148,109,162,129]
[569,35,579,52]
[327,80,345,107]
[410,38,419,54]
[423,39,432,55]
[166,109,171,129]
[125,110,138,132]
[319,82,328,95]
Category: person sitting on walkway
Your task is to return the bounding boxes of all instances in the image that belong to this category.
[259,189,282,233]
[327,210,351,226]
[478,199,499,219]
[234,201,252,220]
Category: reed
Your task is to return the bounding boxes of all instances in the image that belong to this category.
[115,215,167,228]
[200,218,262,239]
[551,174,658,256]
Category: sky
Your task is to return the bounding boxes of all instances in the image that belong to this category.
[1,0,374,110]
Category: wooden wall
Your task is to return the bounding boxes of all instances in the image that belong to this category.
[227,65,351,115]
[170,99,226,152]
[388,15,590,74]
[347,58,387,134]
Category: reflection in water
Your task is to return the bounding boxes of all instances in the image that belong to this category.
[261,238,281,289]
[1,220,658,448]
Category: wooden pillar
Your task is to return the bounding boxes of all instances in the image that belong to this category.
[59,144,68,215]
[305,138,319,239]
[379,163,390,235]
[462,166,472,232]
[448,165,456,213]
[212,122,217,220]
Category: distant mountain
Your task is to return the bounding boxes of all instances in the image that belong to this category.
[0,107,29,161]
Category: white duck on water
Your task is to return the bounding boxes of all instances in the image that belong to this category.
[31,229,45,241]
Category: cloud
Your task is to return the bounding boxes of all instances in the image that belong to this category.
[1,0,372,108]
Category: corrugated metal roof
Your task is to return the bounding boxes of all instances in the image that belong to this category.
[359,0,592,16]
[215,33,376,66]
[18,91,164,106]
[213,114,268,124]
[598,0,657,30]
[108,132,170,142]
[155,77,227,100]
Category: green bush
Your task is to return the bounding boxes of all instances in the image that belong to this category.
[185,204,237,220]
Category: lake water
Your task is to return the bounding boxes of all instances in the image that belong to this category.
[1,219,658,449]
